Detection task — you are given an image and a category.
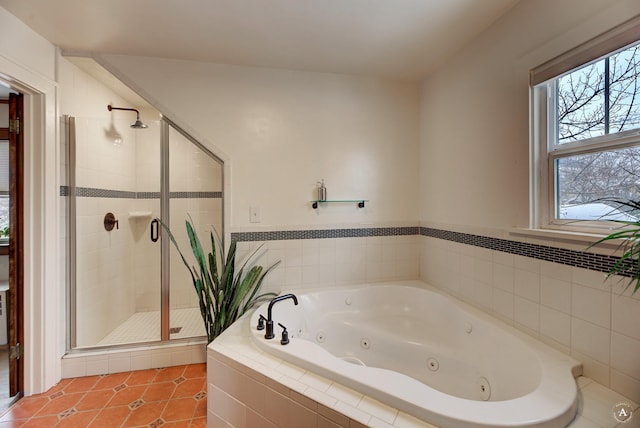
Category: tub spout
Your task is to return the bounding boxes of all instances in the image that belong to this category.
[265,293,298,339]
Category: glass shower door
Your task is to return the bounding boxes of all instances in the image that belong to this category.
[72,114,162,348]
[165,120,223,340]
[70,114,222,349]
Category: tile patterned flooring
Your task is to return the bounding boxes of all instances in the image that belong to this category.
[0,363,206,427]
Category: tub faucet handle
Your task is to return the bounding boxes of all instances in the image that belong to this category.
[265,293,298,340]
[257,314,266,331]
[278,323,289,345]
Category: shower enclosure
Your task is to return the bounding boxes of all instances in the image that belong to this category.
[67,110,223,349]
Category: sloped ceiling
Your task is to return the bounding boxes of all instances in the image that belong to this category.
[0,0,519,82]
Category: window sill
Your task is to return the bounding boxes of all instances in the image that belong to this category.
[0,245,7,256]
[509,228,620,248]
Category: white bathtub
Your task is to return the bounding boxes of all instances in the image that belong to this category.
[250,282,581,428]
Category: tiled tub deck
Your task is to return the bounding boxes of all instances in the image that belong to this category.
[208,313,640,428]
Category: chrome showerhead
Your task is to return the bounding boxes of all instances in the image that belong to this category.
[131,119,148,129]
[107,104,148,129]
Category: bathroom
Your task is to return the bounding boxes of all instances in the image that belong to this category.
[0,0,638,427]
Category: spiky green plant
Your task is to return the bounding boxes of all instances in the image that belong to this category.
[587,198,640,295]
[161,218,279,342]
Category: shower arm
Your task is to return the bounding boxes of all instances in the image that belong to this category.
[107,104,148,129]
[107,104,142,120]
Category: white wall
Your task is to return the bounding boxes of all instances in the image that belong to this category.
[418,0,640,402]
[96,56,420,231]
[419,0,640,230]
[0,6,60,395]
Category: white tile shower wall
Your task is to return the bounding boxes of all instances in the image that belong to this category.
[132,121,224,312]
[74,116,138,192]
[168,198,221,310]
[133,120,161,193]
[234,232,420,296]
[170,128,223,310]
[132,200,223,313]
[132,199,161,313]
[60,58,150,346]
[419,235,640,403]
[131,118,161,313]
[75,196,136,346]
[73,118,138,346]
[168,125,223,194]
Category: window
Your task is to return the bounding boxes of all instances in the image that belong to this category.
[531,17,640,232]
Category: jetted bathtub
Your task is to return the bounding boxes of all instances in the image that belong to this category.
[250,282,581,428]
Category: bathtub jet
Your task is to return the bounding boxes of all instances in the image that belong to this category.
[251,282,581,428]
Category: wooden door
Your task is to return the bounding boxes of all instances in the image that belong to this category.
[8,92,23,397]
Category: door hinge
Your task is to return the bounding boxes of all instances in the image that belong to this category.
[9,343,22,360]
[8,118,20,134]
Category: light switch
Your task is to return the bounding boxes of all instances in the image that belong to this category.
[249,206,261,223]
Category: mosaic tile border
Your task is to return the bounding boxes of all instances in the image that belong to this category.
[231,225,633,277]
[170,191,222,199]
[421,227,630,276]
[56,183,632,278]
[231,226,419,242]
[59,186,222,199]
[75,187,136,199]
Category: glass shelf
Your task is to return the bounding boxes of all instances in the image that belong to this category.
[128,211,153,219]
[312,200,367,209]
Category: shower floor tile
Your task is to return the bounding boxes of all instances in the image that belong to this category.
[0,363,206,427]
[97,308,206,346]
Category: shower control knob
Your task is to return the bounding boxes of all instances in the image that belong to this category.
[104,212,119,231]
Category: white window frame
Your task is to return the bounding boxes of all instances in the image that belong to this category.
[531,16,640,234]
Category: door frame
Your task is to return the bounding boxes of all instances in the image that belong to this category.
[0,58,63,395]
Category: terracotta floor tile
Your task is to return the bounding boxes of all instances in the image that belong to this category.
[194,399,207,418]
[161,398,197,422]
[44,379,73,396]
[20,415,59,427]
[88,406,130,427]
[92,372,129,390]
[107,385,147,407]
[0,397,48,421]
[183,364,206,379]
[0,421,25,427]
[143,382,176,402]
[155,366,186,382]
[56,409,100,427]
[63,375,100,394]
[190,417,207,427]
[172,378,205,399]
[161,420,191,427]
[76,390,115,411]
[124,401,166,426]
[0,364,208,427]
[125,369,158,386]
[35,392,84,417]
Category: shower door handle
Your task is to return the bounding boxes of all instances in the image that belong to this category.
[150,219,159,242]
